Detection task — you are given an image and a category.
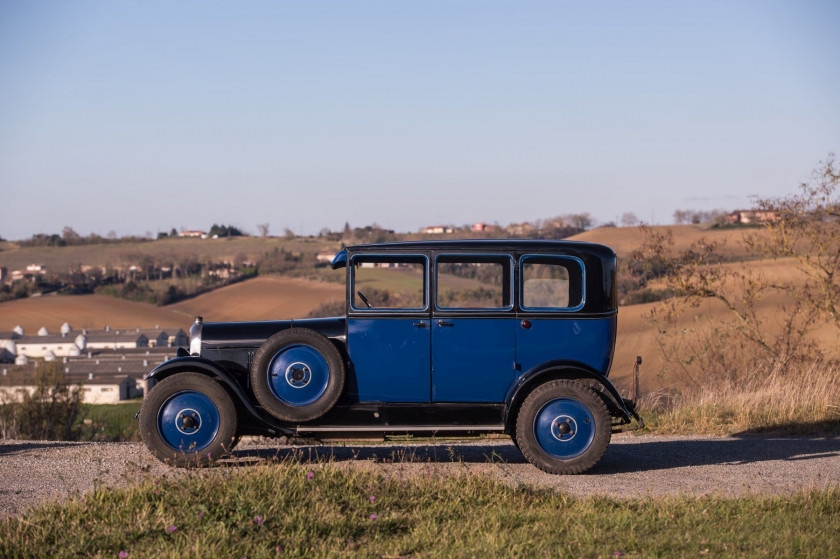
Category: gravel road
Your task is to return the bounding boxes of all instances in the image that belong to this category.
[1,434,838,518]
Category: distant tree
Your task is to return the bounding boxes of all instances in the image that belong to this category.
[343,222,352,235]
[620,212,639,227]
[157,231,169,239]
[208,224,244,237]
[257,223,270,238]
[567,213,593,230]
[170,228,178,237]
[62,226,81,243]
[107,230,118,239]
[319,227,331,237]
[284,228,296,239]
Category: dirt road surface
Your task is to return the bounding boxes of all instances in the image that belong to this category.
[1,434,838,518]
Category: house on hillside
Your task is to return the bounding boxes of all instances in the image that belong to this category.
[471,222,501,233]
[725,210,778,225]
[178,230,206,238]
[422,225,455,234]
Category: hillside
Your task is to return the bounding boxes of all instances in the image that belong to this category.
[0,236,339,272]
[167,275,345,322]
[569,224,769,259]
[0,294,191,332]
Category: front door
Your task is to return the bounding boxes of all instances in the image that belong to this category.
[346,253,431,402]
[431,254,516,402]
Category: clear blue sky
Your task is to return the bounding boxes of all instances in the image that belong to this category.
[1,1,838,239]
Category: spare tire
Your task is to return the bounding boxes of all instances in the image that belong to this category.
[250,328,345,422]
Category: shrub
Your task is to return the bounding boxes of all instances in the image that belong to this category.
[0,362,83,440]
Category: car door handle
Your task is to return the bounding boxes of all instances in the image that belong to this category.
[436,320,454,327]
[412,321,427,328]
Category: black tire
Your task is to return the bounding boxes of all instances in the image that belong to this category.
[139,372,238,468]
[515,380,611,474]
[250,328,345,422]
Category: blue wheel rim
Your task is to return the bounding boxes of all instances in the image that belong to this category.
[533,398,596,460]
[267,344,330,407]
[157,390,220,452]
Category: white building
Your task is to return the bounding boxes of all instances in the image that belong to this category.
[84,330,149,350]
[15,333,87,358]
[135,328,169,348]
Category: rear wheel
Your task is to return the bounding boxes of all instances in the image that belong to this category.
[139,372,238,468]
[515,380,611,474]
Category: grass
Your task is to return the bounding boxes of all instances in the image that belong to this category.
[0,464,837,558]
[637,360,840,436]
[76,401,142,442]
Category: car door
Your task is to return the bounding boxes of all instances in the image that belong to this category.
[346,253,432,402]
[431,254,517,402]
[516,254,615,374]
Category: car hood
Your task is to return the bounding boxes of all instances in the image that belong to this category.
[200,317,346,349]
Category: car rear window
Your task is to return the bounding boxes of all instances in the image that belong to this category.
[520,256,584,310]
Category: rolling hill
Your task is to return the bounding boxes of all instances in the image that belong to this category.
[0,294,191,332]
[167,276,345,322]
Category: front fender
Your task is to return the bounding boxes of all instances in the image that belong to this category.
[145,356,295,436]
[504,360,633,427]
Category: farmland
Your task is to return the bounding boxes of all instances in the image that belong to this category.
[0,293,191,332]
[168,275,345,322]
[0,236,338,272]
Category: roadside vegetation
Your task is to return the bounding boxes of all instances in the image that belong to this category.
[0,363,142,442]
[1,463,837,558]
[632,157,840,435]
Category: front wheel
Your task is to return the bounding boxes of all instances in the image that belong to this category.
[140,372,238,468]
[515,380,611,474]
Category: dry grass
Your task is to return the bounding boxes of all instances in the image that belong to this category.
[639,359,840,435]
[168,276,345,322]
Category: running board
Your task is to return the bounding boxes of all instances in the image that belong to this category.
[296,425,505,433]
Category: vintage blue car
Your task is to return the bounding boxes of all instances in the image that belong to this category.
[139,240,642,474]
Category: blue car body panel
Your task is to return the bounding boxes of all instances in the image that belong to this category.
[516,317,617,379]
[431,318,516,402]
[347,317,431,402]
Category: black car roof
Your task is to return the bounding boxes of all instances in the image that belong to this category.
[347,239,615,257]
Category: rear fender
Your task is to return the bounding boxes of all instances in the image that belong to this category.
[145,356,295,436]
[504,360,633,430]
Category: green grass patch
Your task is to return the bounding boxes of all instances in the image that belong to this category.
[1,464,837,558]
[76,401,142,442]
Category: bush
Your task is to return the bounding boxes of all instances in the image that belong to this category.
[0,363,83,440]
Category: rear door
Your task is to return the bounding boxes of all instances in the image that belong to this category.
[346,253,431,402]
[431,254,516,402]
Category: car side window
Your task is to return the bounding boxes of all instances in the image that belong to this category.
[351,255,427,310]
[435,255,512,309]
[521,256,584,310]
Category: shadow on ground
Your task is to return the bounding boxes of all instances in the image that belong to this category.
[0,441,87,456]
[227,436,840,474]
